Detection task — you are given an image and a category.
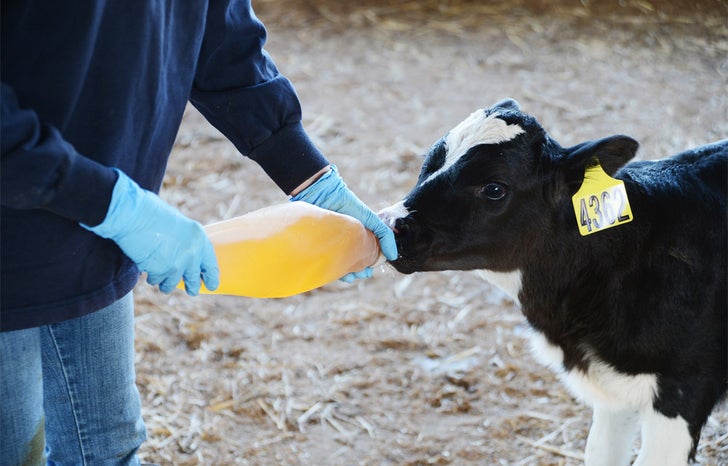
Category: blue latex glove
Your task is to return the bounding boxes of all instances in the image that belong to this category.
[81,169,219,295]
[290,165,397,282]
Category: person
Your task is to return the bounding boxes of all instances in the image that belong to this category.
[0,1,397,465]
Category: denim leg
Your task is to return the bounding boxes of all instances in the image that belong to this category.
[0,327,46,466]
[41,292,146,466]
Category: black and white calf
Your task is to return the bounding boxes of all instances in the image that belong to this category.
[379,99,727,466]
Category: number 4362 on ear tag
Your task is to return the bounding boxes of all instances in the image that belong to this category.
[571,161,633,236]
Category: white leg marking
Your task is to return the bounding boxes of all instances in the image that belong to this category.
[585,404,640,466]
[633,410,692,466]
[423,110,525,184]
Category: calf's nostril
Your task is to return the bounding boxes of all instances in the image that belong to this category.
[394,218,410,235]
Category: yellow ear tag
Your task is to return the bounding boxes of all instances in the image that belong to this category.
[571,160,633,236]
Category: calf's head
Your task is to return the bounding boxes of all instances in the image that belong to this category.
[379,99,639,275]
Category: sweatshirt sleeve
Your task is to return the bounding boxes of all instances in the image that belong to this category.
[1,82,117,226]
[189,0,329,195]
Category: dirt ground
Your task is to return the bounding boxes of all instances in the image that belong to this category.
[134,1,728,464]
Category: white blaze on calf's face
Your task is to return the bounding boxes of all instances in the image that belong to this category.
[423,110,526,185]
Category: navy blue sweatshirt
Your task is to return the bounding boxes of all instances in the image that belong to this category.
[1,0,329,331]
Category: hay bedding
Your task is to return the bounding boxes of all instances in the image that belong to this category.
[135,1,727,464]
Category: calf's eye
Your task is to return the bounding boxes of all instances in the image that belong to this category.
[477,183,508,200]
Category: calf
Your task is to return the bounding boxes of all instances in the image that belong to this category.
[379,99,727,466]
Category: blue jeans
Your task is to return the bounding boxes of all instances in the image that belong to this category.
[0,292,146,466]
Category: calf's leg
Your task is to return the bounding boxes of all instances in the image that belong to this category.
[585,404,639,466]
[633,409,692,466]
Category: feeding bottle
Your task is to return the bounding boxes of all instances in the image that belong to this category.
[181,201,384,298]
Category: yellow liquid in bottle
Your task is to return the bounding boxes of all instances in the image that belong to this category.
[183,202,382,298]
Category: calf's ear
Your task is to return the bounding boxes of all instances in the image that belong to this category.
[564,135,639,176]
[559,135,639,189]
[553,135,639,198]
[491,98,521,112]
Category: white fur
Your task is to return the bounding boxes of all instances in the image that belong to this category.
[423,110,524,185]
[478,269,522,305]
[528,330,566,371]
[585,405,640,466]
[378,201,409,230]
[634,410,692,466]
[529,331,658,408]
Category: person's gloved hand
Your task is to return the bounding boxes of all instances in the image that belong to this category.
[81,169,219,295]
[290,165,397,282]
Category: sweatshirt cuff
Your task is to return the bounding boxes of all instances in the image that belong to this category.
[46,154,118,227]
[247,122,329,195]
